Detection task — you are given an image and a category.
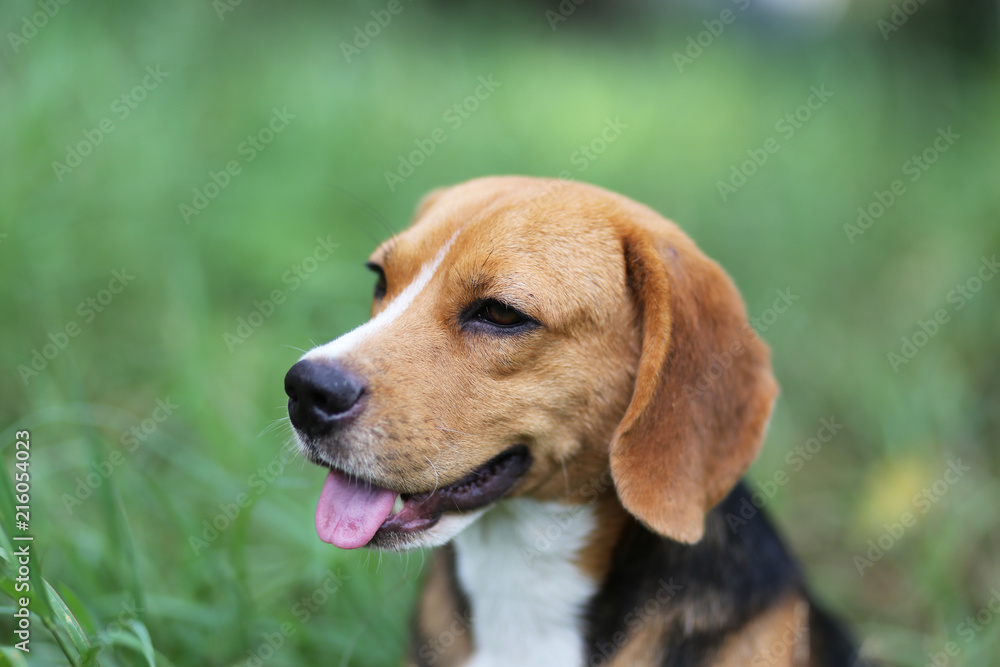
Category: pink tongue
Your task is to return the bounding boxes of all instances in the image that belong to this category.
[315,469,396,549]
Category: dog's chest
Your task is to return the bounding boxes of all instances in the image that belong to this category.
[452,499,597,667]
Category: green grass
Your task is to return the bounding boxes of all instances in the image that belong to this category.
[1,1,999,665]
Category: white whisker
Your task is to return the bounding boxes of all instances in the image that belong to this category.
[423,454,441,494]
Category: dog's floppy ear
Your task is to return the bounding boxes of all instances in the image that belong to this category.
[610,220,778,544]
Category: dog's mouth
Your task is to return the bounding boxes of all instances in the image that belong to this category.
[314,445,531,549]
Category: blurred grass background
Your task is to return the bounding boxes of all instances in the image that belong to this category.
[1,0,999,664]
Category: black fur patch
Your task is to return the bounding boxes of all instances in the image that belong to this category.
[584,481,806,666]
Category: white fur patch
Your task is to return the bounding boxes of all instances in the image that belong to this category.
[453,499,597,667]
[303,229,460,362]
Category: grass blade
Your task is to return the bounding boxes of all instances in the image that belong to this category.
[45,580,95,659]
[126,619,157,667]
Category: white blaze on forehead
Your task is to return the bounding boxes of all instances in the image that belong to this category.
[302,228,461,362]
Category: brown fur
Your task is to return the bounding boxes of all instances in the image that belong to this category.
[330,177,643,512]
[610,210,778,543]
[317,176,807,664]
[330,176,774,544]
[410,548,472,667]
[713,594,811,666]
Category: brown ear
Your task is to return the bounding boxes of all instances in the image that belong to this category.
[610,221,778,544]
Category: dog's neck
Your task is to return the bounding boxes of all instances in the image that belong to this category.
[440,483,811,667]
[452,498,599,667]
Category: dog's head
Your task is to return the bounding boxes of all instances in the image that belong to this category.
[285,176,777,550]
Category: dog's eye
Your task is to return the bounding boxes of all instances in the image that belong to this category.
[366,262,387,299]
[475,300,527,327]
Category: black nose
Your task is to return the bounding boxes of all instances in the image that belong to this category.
[284,360,365,438]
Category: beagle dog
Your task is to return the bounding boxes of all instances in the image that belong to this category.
[284,177,867,666]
